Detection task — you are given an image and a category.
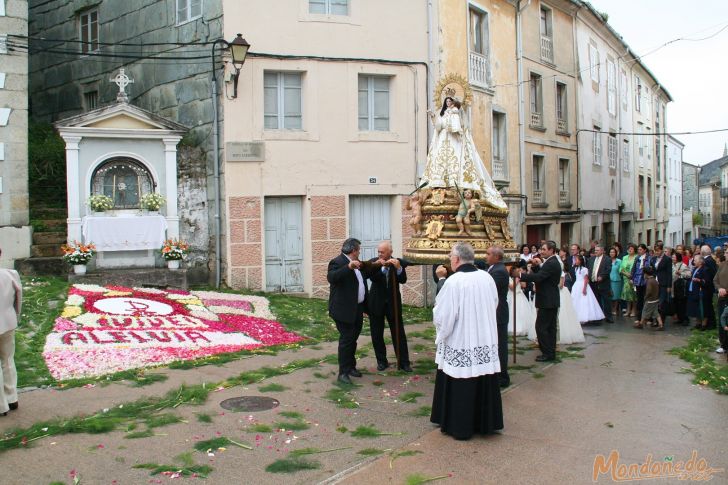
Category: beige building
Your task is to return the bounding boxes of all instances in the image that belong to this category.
[518,0,579,246]
[221,0,428,304]
[0,0,31,267]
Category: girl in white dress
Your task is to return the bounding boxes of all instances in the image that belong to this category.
[558,272,585,344]
[570,255,605,324]
[507,277,535,336]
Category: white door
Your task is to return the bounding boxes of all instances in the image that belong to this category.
[349,195,392,262]
[264,197,303,292]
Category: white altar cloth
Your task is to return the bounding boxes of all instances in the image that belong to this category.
[82,214,168,251]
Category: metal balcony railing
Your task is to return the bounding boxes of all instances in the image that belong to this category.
[541,35,554,64]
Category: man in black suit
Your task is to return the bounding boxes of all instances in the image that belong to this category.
[327,238,374,384]
[517,240,561,362]
[368,241,412,372]
[566,244,580,291]
[485,245,510,387]
[587,245,613,323]
[651,243,672,324]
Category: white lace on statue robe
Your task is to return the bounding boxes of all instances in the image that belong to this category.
[433,269,501,378]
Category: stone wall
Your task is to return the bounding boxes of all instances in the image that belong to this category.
[310,195,346,299]
[28,0,224,280]
[228,196,262,290]
[177,145,210,284]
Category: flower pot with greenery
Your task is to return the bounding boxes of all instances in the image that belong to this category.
[161,239,188,269]
[140,192,166,214]
[87,194,114,215]
[62,241,96,274]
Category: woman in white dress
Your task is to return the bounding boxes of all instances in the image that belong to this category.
[570,255,605,324]
[507,277,535,336]
[557,272,584,344]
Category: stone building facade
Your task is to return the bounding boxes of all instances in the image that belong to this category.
[682,161,699,243]
[28,0,222,281]
[0,0,32,267]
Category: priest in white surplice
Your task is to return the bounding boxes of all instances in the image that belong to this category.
[430,242,504,440]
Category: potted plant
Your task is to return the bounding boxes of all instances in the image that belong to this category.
[160,239,188,269]
[140,192,166,214]
[87,194,114,215]
[61,241,96,275]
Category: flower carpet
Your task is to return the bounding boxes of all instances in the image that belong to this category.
[44,285,303,381]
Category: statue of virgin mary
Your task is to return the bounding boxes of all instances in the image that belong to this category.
[422,97,507,212]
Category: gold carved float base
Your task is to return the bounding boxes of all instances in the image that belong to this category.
[403,188,519,265]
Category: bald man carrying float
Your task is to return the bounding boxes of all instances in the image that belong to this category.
[368,241,412,372]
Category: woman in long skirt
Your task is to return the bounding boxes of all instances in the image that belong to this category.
[558,272,584,344]
[608,247,623,318]
[686,255,708,328]
[620,244,638,317]
[571,255,605,324]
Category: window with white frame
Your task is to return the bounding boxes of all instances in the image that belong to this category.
[556,82,567,132]
[637,123,644,165]
[645,126,652,160]
[634,76,642,112]
[529,73,543,127]
[492,111,508,180]
[540,6,552,37]
[558,158,569,193]
[539,6,553,63]
[264,71,303,130]
[620,69,628,111]
[309,0,348,15]
[643,86,651,119]
[358,75,390,131]
[588,43,599,83]
[622,139,630,172]
[607,59,616,116]
[469,7,489,56]
[608,133,617,169]
[83,91,99,111]
[79,9,99,53]
[177,0,202,24]
[592,127,602,165]
[532,155,545,195]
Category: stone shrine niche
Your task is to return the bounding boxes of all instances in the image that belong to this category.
[91,158,156,210]
[55,70,187,269]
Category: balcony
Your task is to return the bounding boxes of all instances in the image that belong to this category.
[532,189,546,206]
[557,118,568,133]
[540,35,554,64]
[558,190,571,207]
[492,158,508,182]
[530,111,543,129]
[469,51,489,88]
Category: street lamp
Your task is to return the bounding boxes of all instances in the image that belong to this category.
[210,34,251,287]
[229,33,251,98]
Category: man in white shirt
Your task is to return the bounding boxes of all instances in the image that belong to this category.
[0,248,22,414]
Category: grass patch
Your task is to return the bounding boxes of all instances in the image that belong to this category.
[669,330,728,394]
[259,383,288,393]
[278,411,304,419]
[249,423,273,433]
[16,277,69,388]
[289,446,350,457]
[312,371,330,379]
[133,463,213,478]
[124,430,154,439]
[389,450,423,468]
[408,327,436,340]
[412,359,438,374]
[175,451,195,467]
[405,473,450,485]
[193,437,251,451]
[399,392,424,403]
[336,426,348,433]
[265,457,321,473]
[325,384,360,409]
[510,364,535,371]
[358,447,385,456]
[273,420,309,431]
[351,425,403,438]
[145,413,183,429]
[565,346,585,352]
[532,372,545,379]
[195,413,213,423]
[409,406,432,417]
[556,349,585,360]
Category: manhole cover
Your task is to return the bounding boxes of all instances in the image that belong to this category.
[220,396,280,412]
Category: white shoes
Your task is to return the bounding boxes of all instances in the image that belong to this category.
[717,347,726,354]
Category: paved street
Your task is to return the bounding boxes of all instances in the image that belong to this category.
[0,317,725,484]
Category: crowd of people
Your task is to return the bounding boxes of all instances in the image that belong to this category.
[327,237,728,441]
[517,239,728,355]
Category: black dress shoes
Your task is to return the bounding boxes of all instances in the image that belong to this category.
[376,362,389,371]
[535,355,555,362]
[399,364,413,373]
[337,373,353,385]
[8,402,17,411]
[348,368,362,378]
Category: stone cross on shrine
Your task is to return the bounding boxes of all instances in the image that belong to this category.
[110,68,134,103]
